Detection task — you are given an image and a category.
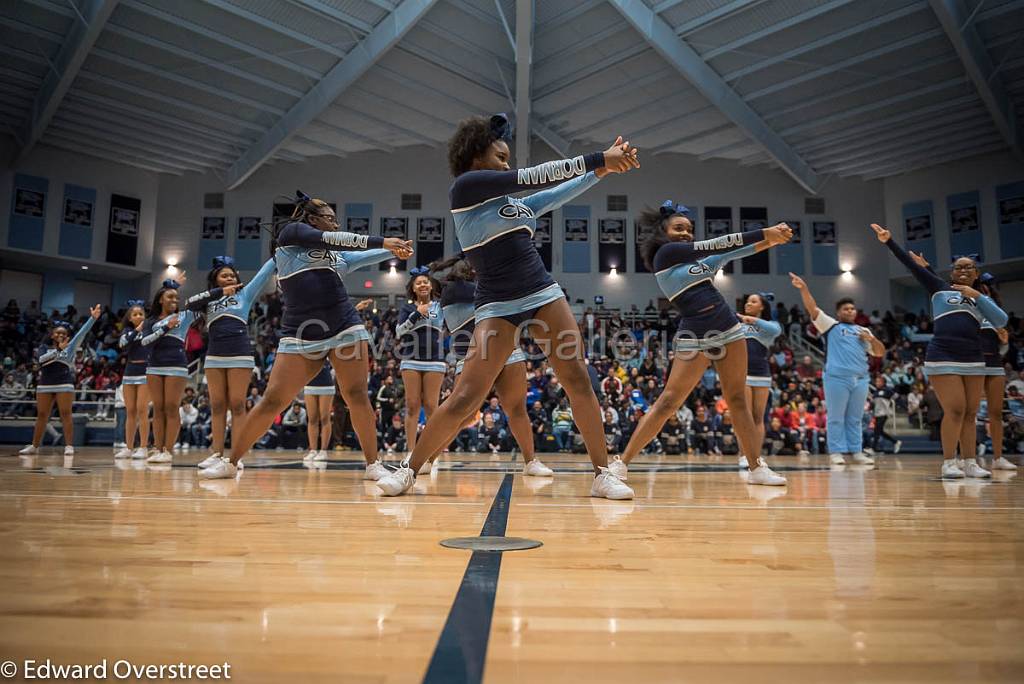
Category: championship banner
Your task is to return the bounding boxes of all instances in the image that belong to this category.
[775,220,804,275]
[198,216,227,271]
[535,213,553,270]
[235,217,262,269]
[947,191,982,263]
[562,205,590,273]
[811,221,839,276]
[9,174,48,251]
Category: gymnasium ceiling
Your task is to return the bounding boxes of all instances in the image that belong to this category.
[1,0,1022,193]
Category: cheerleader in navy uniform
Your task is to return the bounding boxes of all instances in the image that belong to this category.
[976,274,1016,470]
[189,255,277,471]
[141,273,214,464]
[736,293,787,484]
[423,255,553,477]
[199,192,411,480]
[870,224,1008,478]
[395,267,445,454]
[376,115,638,499]
[113,301,151,460]
[19,304,101,457]
[302,360,335,463]
[610,203,793,486]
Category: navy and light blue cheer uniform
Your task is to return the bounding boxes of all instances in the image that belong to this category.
[980,324,1006,376]
[397,300,446,374]
[653,229,764,352]
[273,221,387,355]
[191,258,277,369]
[143,308,199,378]
[303,361,336,396]
[449,153,605,324]
[886,240,1008,376]
[743,318,782,388]
[118,327,150,386]
[36,317,96,393]
[441,279,527,376]
[812,310,872,455]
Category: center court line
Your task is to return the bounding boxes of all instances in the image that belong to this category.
[0,492,485,506]
[422,472,513,684]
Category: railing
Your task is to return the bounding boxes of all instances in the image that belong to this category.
[0,388,119,420]
[787,325,825,366]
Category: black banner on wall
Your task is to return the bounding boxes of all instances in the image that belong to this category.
[416,217,445,268]
[106,194,140,266]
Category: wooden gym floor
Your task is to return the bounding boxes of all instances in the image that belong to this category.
[0,447,1021,683]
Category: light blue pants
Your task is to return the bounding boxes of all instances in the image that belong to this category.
[823,373,870,454]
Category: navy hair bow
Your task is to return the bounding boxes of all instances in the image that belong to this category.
[980,272,996,285]
[162,279,181,290]
[410,265,431,277]
[126,299,145,307]
[295,189,311,203]
[490,113,513,143]
[759,291,775,303]
[212,255,235,269]
[660,200,690,218]
[952,252,980,262]
[52,320,70,330]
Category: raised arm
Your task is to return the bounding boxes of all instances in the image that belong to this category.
[788,272,822,322]
[336,248,395,276]
[278,221,385,251]
[185,288,224,312]
[652,229,766,271]
[67,313,97,354]
[521,172,601,216]
[870,223,945,294]
[450,153,605,210]
[237,258,277,312]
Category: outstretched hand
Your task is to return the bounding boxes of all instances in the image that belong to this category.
[739,315,759,325]
[384,238,413,259]
[90,304,102,319]
[908,251,930,269]
[870,223,891,243]
[788,272,806,290]
[597,136,640,177]
[764,223,793,246]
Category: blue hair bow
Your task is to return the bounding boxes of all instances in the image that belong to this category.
[979,272,996,285]
[490,113,513,143]
[295,189,311,203]
[212,255,235,269]
[410,265,431,277]
[660,200,690,218]
[952,253,980,262]
[126,299,145,307]
[162,279,181,290]
[52,320,70,330]
[759,291,775,303]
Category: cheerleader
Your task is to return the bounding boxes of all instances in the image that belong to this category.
[302,360,335,462]
[396,266,445,454]
[141,274,212,464]
[976,274,1016,470]
[789,273,884,466]
[199,192,411,480]
[610,203,791,486]
[426,255,554,476]
[190,255,276,471]
[19,305,101,456]
[113,300,150,460]
[737,292,786,483]
[870,224,1008,478]
[376,114,638,499]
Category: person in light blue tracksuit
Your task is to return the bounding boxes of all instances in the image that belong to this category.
[789,273,885,467]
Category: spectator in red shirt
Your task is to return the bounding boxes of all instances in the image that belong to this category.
[795,354,817,381]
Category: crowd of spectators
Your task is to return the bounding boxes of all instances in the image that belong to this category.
[2,291,1024,456]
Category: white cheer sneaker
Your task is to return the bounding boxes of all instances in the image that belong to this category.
[590,467,634,500]
[747,458,787,486]
[524,459,554,477]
